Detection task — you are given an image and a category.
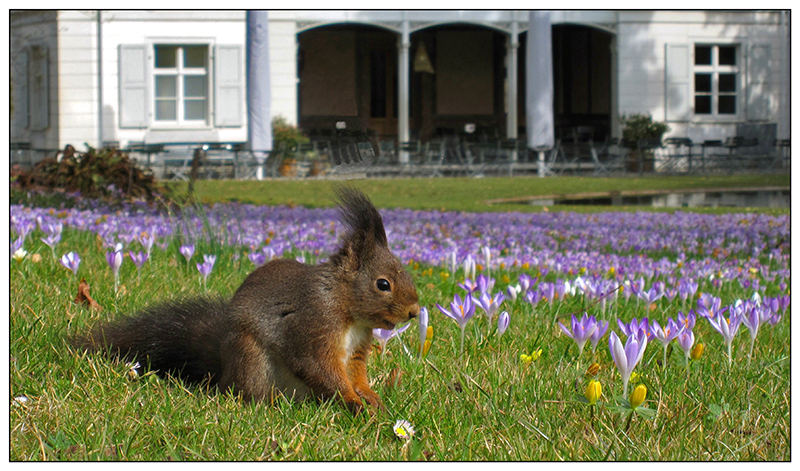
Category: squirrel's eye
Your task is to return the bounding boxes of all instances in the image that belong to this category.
[376,278,391,292]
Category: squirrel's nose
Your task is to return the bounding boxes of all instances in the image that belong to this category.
[407,304,420,319]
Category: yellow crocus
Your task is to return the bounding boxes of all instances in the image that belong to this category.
[585,380,602,405]
[630,384,647,409]
[586,362,600,376]
[691,343,705,361]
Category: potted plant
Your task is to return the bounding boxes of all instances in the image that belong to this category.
[272,116,310,177]
[621,114,670,172]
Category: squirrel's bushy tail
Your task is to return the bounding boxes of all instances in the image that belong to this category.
[71,297,229,384]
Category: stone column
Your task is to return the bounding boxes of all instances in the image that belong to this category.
[397,19,411,164]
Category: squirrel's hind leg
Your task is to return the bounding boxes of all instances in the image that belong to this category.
[219,331,312,403]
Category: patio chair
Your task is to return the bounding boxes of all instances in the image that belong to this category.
[590,138,627,175]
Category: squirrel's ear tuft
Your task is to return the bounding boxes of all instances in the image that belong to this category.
[334,186,388,248]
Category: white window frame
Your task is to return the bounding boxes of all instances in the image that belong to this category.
[147,38,215,130]
[690,39,743,123]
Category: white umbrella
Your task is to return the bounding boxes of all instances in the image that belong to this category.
[247,10,272,179]
[526,11,555,176]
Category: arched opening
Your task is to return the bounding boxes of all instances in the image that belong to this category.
[409,23,507,142]
[296,24,398,139]
[551,24,613,141]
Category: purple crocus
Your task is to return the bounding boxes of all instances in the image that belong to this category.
[497,311,510,337]
[248,251,267,267]
[518,273,536,296]
[106,243,123,291]
[60,251,81,276]
[197,254,216,290]
[11,237,24,259]
[696,293,727,319]
[458,278,479,294]
[524,290,542,307]
[650,318,685,368]
[373,323,411,356]
[558,313,598,357]
[40,222,63,258]
[179,244,195,268]
[138,232,155,256]
[676,310,697,331]
[617,317,649,340]
[129,251,149,280]
[436,293,476,353]
[609,330,648,397]
[706,308,743,366]
[589,319,610,353]
[676,328,695,366]
[476,273,496,295]
[474,291,505,330]
[739,300,773,365]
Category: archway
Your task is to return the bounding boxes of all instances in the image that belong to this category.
[409,23,507,142]
[296,24,399,139]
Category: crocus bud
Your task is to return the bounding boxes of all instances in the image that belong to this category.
[585,380,602,405]
[691,343,705,361]
[630,384,647,409]
[586,362,600,376]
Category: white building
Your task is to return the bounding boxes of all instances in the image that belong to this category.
[10,10,790,157]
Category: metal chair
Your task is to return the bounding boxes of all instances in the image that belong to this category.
[590,138,627,175]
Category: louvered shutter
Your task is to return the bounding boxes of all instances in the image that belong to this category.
[665,43,690,122]
[746,44,771,121]
[29,45,49,131]
[118,44,148,128]
[214,45,244,127]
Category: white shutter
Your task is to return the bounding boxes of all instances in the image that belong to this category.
[214,45,244,127]
[118,44,148,128]
[665,43,691,122]
[746,44,772,122]
[29,45,49,131]
[12,50,29,130]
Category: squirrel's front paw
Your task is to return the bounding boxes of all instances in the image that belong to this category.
[354,386,384,411]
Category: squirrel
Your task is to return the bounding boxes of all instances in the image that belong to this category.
[72,187,420,413]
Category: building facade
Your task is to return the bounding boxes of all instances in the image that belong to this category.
[10,10,790,154]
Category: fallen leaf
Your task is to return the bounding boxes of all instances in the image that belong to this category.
[75,279,102,311]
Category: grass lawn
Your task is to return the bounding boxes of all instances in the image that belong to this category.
[9,175,790,461]
[168,174,790,215]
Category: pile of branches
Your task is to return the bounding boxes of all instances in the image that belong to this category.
[14,145,166,204]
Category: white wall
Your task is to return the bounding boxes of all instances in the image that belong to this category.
[99,11,248,147]
[57,11,99,151]
[616,11,784,142]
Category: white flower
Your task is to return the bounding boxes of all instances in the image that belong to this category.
[13,248,28,262]
[393,419,415,440]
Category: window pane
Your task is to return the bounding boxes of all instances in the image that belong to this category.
[155,76,177,98]
[155,46,177,68]
[718,46,736,66]
[719,73,737,93]
[184,76,207,98]
[695,95,711,114]
[695,45,712,65]
[155,100,177,121]
[695,73,712,93]
[184,100,207,120]
[183,46,208,68]
[718,95,736,114]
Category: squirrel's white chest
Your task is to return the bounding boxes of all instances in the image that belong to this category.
[341,324,370,366]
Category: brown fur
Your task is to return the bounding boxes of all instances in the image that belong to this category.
[71,187,419,413]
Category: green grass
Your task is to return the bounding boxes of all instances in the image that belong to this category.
[10,222,790,460]
[167,174,790,215]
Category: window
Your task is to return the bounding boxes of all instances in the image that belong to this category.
[693,44,739,117]
[153,45,209,124]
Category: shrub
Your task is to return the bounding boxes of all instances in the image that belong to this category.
[621,114,670,149]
